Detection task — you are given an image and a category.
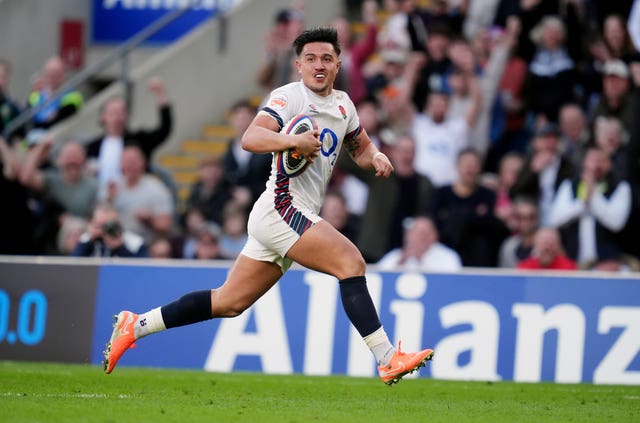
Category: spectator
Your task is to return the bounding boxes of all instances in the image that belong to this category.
[377,215,462,271]
[0,136,35,254]
[630,0,640,53]
[185,154,234,226]
[221,99,271,208]
[0,59,21,140]
[602,14,637,63]
[498,196,539,268]
[171,206,206,259]
[558,103,590,169]
[430,147,508,267]
[19,138,97,220]
[72,203,148,258]
[337,97,382,218]
[19,138,98,253]
[592,116,632,181]
[548,146,632,267]
[411,90,469,187]
[376,0,412,68]
[377,80,418,146]
[85,76,172,196]
[486,21,529,167]
[320,189,360,243]
[149,237,173,259]
[411,23,451,111]
[510,123,574,226]
[218,203,249,260]
[445,40,483,152]
[592,60,633,131]
[56,216,88,256]
[524,16,577,122]
[27,56,83,130]
[105,145,174,244]
[517,227,577,270]
[463,0,502,40]
[490,151,525,231]
[255,7,304,93]
[193,221,224,260]
[340,134,433,262]
[330,0,379,104]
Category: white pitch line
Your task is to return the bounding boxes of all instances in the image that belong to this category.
[1,392,131,399]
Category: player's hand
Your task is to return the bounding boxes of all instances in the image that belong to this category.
[373,152,394,178]
[292,130,321,162]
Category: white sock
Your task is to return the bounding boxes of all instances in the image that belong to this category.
[363,327,395,366]
[134,307,166,339]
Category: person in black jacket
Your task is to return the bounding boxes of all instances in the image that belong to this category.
[430,147,508,267]
[221,99,272,208]
[85,76,172,196]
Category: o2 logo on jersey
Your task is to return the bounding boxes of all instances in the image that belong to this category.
[0,289,48,346]
[319,128,338,165]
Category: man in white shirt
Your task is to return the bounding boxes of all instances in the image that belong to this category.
[104,145,174,244]
[411,91,470,187]
[377,215,462,272]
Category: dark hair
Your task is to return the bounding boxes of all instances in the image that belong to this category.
[293,27,341,57]
[457,146,481,163]
[229,98,256,114]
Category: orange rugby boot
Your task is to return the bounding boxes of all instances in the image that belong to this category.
[377,341,434,385]
[103,311,138,374]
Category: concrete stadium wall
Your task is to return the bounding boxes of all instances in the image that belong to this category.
[1,256,639,385]
[0,0,91,100]
[44,0,343,159]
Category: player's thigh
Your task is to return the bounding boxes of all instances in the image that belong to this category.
[286,220,365,280]
[211,254,283,318]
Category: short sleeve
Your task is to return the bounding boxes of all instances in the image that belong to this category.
[258,83,304,131]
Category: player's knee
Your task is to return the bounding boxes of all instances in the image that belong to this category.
[211,289,250,318]
[336,249,366,279]
[214,302,248,318]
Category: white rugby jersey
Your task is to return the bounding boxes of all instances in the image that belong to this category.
[259,81,361,216]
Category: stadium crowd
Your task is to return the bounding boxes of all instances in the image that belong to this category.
[0,0,639,273]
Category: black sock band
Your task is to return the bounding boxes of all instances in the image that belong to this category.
[339,276,382,337]
[161,290,213,329]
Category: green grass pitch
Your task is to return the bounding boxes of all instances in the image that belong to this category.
[1,361,638,422]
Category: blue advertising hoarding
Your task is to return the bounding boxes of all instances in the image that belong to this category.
[90,265,640,384]
[91,0,236,44]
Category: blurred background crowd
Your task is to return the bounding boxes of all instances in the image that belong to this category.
[1,0,639,273]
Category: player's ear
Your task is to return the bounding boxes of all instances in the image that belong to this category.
[295,59,302,73]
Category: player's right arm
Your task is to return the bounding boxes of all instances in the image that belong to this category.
[241,114,321,161]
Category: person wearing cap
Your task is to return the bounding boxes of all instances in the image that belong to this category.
[256,7,304,92]
[510,122,574,226]
[592,59,633,132]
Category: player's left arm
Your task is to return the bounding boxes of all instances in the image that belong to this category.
[343,128,393,178]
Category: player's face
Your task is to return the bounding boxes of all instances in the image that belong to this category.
[296,42,340,96]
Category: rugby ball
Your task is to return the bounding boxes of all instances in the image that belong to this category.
[275,114,318,177]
